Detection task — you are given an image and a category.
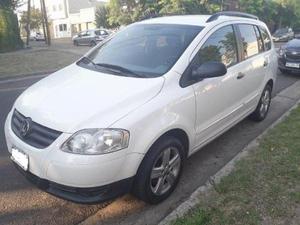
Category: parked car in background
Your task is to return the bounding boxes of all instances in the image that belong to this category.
[72,29,109,46]
[278,39,300,74]
[294,28,300,39]
[272,27,294,42]
[5,12,277,205]
[34,32,45,41]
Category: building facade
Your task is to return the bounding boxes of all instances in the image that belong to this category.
[45,0,104,39]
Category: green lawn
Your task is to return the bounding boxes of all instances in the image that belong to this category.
[0,49,79,77]
[174,106,300,225]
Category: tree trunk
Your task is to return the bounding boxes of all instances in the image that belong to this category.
[26,0,31,46]
[40,0,47,44]
[41,0,51,45]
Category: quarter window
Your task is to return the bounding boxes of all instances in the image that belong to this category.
[238,24,260,59]
[254,26,264,52]
[260,27,272,51]
[194,25,238,67]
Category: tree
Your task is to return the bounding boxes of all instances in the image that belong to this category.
[0,0,23,10]
[95,5,110,28]
[20,7,43,31]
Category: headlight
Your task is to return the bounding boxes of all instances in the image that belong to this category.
[279,48,286,57]
[61,129,130,155]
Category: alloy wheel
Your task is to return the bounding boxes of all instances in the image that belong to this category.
[260,89,271,117]
[150,147,181,196]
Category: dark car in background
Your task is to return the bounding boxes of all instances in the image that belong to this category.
[72,29,109,46]
[278,39,300,74]
[272,27,294,42]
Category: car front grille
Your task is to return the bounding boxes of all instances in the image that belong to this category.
[286,52,300,61]
[11,109,62,149]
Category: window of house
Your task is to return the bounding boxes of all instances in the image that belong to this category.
[53,5,57,11]
[194,25,238,68]
[238,24,260,59]
[59,24,67,32]
[59,4,63,11]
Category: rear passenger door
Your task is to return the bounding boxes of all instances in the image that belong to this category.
[235,24,268,110]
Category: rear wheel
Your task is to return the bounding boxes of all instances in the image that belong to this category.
[90,41,96,47]
[249,84,272,122]
[132,136,185,204]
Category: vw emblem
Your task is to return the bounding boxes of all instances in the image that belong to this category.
[20,117,32,137]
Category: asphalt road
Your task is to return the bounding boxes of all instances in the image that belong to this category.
[0,71,299,225]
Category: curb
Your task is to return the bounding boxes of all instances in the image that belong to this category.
[158,82,300,225]
[0,71,54,82]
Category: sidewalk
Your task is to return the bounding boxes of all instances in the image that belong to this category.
[0,39,90,78]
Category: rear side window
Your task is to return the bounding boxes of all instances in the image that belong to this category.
[260,27,272,51]
[238,24,260,59]
[195,25,238,67]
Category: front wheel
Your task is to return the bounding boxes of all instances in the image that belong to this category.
[279,68,291,74]
[132,136,185,204]
[249,84,272,122]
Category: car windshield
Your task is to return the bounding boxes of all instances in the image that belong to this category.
[274,28,289,35]
[78,24,203,78]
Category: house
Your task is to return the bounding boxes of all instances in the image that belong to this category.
[45,0,105,39]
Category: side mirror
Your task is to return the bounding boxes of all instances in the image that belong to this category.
[191,61,227,79]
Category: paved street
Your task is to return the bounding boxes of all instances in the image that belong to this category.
[0,69,299,225]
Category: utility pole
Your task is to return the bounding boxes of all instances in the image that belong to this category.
[40,0,51,45]
[26,0,31,46]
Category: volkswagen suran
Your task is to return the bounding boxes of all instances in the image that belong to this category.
[5,12,277,204]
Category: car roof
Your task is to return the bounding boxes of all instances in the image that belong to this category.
[138,14,263,27]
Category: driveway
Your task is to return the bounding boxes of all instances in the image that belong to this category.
[0,71,299,225]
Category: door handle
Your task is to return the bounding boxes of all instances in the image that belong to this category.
[237,72,245,79]
[263,60,269,67]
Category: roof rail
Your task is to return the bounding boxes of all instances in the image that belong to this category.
[206,11,259,23]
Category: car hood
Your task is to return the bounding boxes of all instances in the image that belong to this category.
[285,39,300,50]
[14,64,164,133]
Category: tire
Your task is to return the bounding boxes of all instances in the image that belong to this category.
[279,68,291,74]
[90,41,96,47]
[249,84,272,122]
[73,40,78,46]
[132,136,185,204]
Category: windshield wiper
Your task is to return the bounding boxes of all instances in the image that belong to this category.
[95,63,146,78]
[79,56,97,67]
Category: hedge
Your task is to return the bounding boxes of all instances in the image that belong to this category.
[0,8,23,53]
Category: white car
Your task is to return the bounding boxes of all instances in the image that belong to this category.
[5,12,277,204]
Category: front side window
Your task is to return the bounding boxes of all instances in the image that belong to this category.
[78,24,203,78]
[194,25,238,67]
[238,24,259,59]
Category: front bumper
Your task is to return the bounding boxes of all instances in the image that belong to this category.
[13,162,134,204]
[5,110,144,203]
[278,57,300,72]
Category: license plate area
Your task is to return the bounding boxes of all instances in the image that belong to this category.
[286,62,300,68]
[11,147,29,171]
